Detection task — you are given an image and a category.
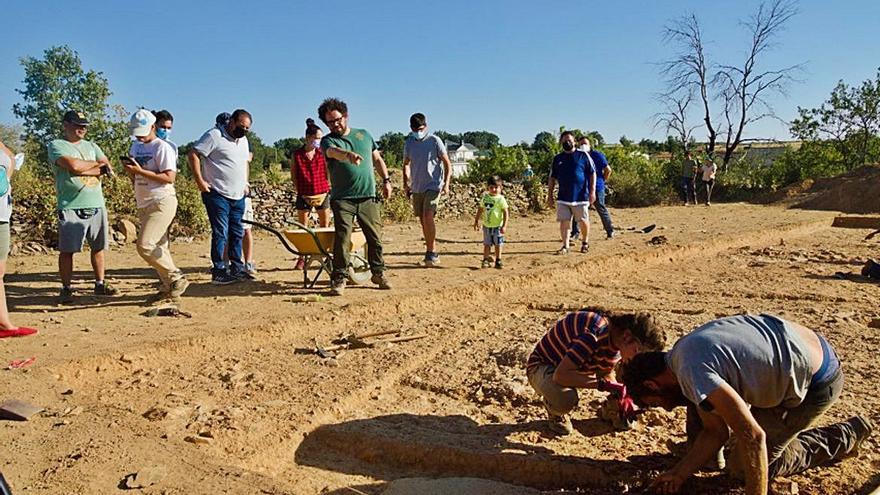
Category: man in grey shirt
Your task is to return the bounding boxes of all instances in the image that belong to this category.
[403,113,451,267]
[622,314,871,495]
[187,109,252,285]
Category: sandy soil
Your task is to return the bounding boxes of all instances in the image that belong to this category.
[0,203,878,494]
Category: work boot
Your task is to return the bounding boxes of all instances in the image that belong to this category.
[169,277,190,298]
[94,281,120,296]
[59,287,75,304]
[543,400,573,436]
[330,278,346,296]
[371,273,392,290]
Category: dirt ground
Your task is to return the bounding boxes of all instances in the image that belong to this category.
[0,202,878,494]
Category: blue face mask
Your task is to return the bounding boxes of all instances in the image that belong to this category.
[412,130,427,140]
[311,139,321,149]
[157,128,171,140]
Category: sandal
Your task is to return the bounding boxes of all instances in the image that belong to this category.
[580,241,589,253]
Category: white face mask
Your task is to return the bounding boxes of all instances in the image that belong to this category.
[413,129,427,140]
[579,144,591,152]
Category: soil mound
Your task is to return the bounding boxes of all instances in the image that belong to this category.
[381,477,541,495]
[790,165,880,213]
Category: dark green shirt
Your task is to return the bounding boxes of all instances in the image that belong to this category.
[682,158,697,178]
[321,128,377,200]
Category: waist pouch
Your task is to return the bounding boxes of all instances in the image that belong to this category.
[303,193,327,207]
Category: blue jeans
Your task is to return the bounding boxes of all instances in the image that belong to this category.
[594,188,614,236]
[681,176,696,204]
[202,190,245,275]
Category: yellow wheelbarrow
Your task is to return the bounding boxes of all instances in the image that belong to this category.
[243,220,371,288]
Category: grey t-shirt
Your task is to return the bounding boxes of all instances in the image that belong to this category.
[0,153,12,222]
[404,134,447,193]
[668,314,814,410]
[192,127,249,200]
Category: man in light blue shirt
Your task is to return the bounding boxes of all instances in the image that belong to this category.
[403,113,452,267]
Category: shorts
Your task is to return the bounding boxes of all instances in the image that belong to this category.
[243,197,254,230]
[295,193,329,211]
[556,203,589,223]
[411,190,440,217]
[0,222,9,261]
[483,226,504,246]
[58,207,110,253]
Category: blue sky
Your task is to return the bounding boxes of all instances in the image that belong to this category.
[0,0,877,147]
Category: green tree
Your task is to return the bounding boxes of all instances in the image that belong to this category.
[462,145,529,183]
[531,131,556,152]
[274,137,304,161]
[377,131,407,168]
[462,130,500,150]
[13,45,128,169]
[434,130,460,143]
[790,68,880,170]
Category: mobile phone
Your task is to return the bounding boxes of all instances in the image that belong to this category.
[120,156,136,164]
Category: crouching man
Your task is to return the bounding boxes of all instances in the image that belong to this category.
[621,313,872,495]
[526,309,664,435]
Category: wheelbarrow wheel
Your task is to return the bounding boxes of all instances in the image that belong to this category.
[348,249,372,285]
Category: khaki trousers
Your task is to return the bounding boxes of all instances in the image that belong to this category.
[137,195,183,289]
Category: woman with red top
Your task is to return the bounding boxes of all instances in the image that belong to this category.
[290,119,331,268]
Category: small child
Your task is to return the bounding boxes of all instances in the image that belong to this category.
[473,175,509,269]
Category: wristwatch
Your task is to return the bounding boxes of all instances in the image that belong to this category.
[382,176,391,184]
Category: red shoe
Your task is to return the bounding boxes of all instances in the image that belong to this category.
[0,327,38,338]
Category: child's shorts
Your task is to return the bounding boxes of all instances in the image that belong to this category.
[243,197,254,230]
[483,226,504,246]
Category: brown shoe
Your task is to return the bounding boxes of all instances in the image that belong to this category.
[371,273,391,290]
[94,282,120,296]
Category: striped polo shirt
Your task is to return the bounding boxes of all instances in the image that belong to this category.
[526,311,621,374]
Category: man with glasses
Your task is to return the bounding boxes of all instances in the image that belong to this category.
[47,110,120,303]
[318,97,392,296]
[403,112,452,267]
[187,109,252,285]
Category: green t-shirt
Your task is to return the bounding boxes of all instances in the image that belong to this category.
[47,139,107,210]
[321,128,377,200]
[479,193,508,228]
[682,158,697,178]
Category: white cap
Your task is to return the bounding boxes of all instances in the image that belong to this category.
[128,109,156,137]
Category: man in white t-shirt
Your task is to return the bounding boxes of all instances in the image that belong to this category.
[124,109,188,300]
[700,157,718,206]
[187,109,252,285]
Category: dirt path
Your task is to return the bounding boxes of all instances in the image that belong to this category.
[0,203,877,494]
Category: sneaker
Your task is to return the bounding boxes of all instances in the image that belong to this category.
[330,278,346,296]
[842,415,873,459]
[169,277,190,298]
[571,227,581,240]
[580,241,589,253]
[94,282,120,296]
[371,273,392,290]
[422,252,440,267]
[481,257,493,269]
[234,270,256,281]
[543,400,573,435]
[494,258,503,269]
[606,231,614,240]
[211,272,239,285]
[556,246,569,255]
[245,261,257,275]
[59,287,75,304]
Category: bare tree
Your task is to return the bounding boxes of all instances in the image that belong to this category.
[659,0,802,168]
[653,90,700,151]
[660,14,718,156]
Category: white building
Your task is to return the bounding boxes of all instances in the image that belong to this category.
[446,141,479,178]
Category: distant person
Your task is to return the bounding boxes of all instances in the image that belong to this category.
[622,314,872,494]
[526,309,663,435]
[123,109,189,301]
[291,118,331,270]
[681,150,698,205]
[548,131,595,254]
[47,110,120,303]
[242,149,256,274]
[318,97,392,296]
[187,109,252,285]
[578,136,614,239]
[472,175,508,269]
[403,112,452,267]
[153,109,177,153]
[522,164,534,180]
[0,139,38,338]
[701,156,717,206]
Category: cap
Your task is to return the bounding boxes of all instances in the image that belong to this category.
[128,109,156,137]
[62,110,90,126]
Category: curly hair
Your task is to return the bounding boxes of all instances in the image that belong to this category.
[580,307,666,352]
[318,98,348,122]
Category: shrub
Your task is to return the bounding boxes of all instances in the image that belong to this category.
[604,147,674,206]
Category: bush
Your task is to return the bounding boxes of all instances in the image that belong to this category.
[461,145,529,183]
[172,177,209,237]
[604,147,674,206]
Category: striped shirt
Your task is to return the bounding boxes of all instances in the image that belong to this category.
[526,311,621,374]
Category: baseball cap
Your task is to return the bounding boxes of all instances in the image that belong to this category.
[128,109,157,137]
[62,110,90,126]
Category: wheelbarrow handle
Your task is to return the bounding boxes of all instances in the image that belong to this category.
[242,220,301,255]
